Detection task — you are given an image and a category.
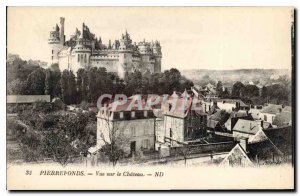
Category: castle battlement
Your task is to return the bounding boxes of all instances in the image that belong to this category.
[48,17,162,78]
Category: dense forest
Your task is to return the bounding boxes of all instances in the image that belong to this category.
[7,54,193,105]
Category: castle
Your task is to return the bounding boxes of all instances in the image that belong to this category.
[48,17,162,78]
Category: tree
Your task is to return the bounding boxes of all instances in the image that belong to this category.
[243,85,260,98]
[216,81,223,96]
[232,82,245,98]
[26,68,46,95]
[60,70,77,104]
[42,130,76,167]
[261,86,268,98]
[7,79,28,95]
[98,113,130,166]
[220,87,230,98]
[50,63,60,72]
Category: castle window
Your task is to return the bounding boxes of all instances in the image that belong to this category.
[52,50,54,54]
[77,54,79,62]
[84,54,87,63]
[51,56,53,60]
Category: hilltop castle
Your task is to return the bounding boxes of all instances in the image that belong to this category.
[48,17,162,78]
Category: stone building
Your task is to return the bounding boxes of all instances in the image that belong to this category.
[95,96,160,156]
[48,17,162,78]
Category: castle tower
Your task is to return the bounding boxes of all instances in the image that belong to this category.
[48,23,63,65]
[59,17,65,45]
[118,30,133,78]
[73,23,92,71]
[138,39,153,72]
[152,41,162,73]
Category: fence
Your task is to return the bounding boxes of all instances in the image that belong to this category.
[170,141,235,156]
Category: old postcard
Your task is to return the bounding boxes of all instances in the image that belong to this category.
[6,7,294,190]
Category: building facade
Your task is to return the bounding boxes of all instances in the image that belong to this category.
[48,17,162,78]
[96,98,158,156]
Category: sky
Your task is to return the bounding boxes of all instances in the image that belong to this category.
[7,7,293,70]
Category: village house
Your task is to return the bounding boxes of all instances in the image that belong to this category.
[232,119,271,140]
[221,125,293,166]
[203,98,249,113]
[259,104,285,124]
[94,96,160,156]
[272,106,292,127]
[248,105,263,120]
[224,110,254,133]
[161,90,207,148]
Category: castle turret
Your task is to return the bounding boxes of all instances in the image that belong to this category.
[118,30,133,78]
[72,23,92,71]
[48,23,63,65]
[59,17,65,45]
[152,41,162,73]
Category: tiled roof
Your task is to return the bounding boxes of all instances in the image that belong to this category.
[273,111,292,127]
[249,109,261,119]
[233,119,262,135]
[263,126,293,155]
[261,104,283,115]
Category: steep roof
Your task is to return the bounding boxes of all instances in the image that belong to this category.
[165,98,193,118]
[263,126,293,155]
[220,144,253,166]
[273,111,292,127]
[233,119,262,135]
[261,104,283,115]
[249,108,261,119]
[248,129,269,144]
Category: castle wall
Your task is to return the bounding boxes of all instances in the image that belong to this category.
[90,58,119,73]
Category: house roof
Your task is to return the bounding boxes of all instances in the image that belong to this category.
[220,144,253,166]
[248,129,269,144]
[165,98,193,118]
[106,95,151,112]
[263,126,293,155]
[282,106,292,112]
[208,104,220,115]
[229,110,248,118]
[247,139,283,161]
[207,119,219,129]
[249,108,261,119]
[233,119,262,135]
[261,104,283,115]
[273,111,292,127]
[7,95,51,104]
[220,99,248,107]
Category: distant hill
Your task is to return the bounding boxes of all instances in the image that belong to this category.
[180,69,291,86]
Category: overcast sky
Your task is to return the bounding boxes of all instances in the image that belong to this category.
[7,7,293,70]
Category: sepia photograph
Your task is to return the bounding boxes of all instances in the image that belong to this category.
[6,6,295,190]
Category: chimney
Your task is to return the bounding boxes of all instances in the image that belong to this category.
[236,101,240,110]
[239,138,248,152]
[59,17,65,44]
